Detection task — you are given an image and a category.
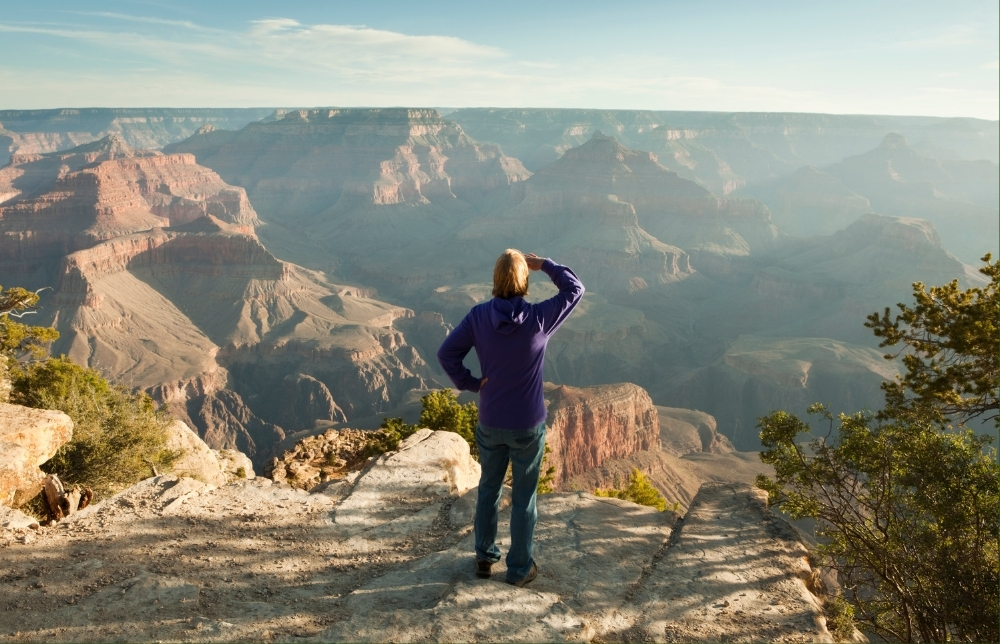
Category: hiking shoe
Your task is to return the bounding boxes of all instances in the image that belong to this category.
[475,558,493,578]
[506,562,537,587]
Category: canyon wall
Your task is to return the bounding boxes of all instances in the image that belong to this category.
[543,382,659,486]
[0,108,274,163]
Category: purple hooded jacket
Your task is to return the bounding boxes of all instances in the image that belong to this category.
[437,259,584,430]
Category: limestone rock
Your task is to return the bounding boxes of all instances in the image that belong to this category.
[0,504,38,529]
[213,448,255,481]
[0,402,73,507]
[333,429,480,534]
[323,489,670,643]
[1,436,830,643]
[616,483,833,643]
[163,420,227,487]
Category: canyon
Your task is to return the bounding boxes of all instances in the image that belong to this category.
[1,105,992,642]
[0,106,995,464]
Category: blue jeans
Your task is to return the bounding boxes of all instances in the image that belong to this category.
[474,422,546,583]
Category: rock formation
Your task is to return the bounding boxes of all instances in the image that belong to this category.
[459,132,777,282]
[0,136,258,281]
[544,382,660,486]
[164,420,231,487]
[265,427,379,491]
[449,108,999,182]
[164,109,530,268]
[738,165,873,237]
[0,429,833,642]
[0,136,446,461]
[0,402,73,507]
[740,134,999,262]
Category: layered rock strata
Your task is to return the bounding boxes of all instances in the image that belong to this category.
[544,382,660,487]
[165,108,530,218]
[0,135,441,461]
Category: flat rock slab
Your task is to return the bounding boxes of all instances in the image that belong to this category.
[323,491,670,642]
[613,482,833,643]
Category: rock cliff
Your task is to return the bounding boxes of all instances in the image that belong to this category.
[544,382,660,487]
[0,430,832,642]
[0,137,259,280]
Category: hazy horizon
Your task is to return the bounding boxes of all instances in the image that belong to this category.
[1,0,996,119]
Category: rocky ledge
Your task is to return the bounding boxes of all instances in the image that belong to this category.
[0,429,832,642]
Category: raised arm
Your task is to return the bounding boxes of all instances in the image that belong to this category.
[436,315,483,393]
[531,257,585,336]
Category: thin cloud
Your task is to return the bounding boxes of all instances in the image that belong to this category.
[69,11,215,31]
[247,19,508,61]
[891,25,982,50]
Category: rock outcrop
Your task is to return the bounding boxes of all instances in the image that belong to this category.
[265,427,378,490]
[0,430,831,642]
[615,483,833,643]
[544,382,660,487]
[0,402,73,507]
[163,420,230,487]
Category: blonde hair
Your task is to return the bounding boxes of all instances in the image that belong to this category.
[493,249,529,299]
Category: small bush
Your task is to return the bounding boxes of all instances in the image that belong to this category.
[360,416,421,459]
[536,444,556,494]
[825,596,857,642]
[235,466,247,479]
[419,389,479,458]
[594,468,675,512]
[11,357,178,499]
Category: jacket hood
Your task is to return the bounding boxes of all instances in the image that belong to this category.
[489,297,529,335]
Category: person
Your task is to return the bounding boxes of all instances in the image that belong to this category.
[437,249,584,586]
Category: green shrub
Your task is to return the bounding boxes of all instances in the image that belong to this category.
[235,466,247,479]
[419,389,479,458]
[825,596,857,642]
[358,416,421,460]
[759,255,999,643]
[11,357,178,499]
[594,468,675,512]
[0,285,60,360]
[536,444,556,494]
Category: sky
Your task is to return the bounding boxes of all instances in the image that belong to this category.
[0,0,997,119]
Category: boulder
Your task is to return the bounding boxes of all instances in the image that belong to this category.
[213,448,255,481]
[0,402,73,507]
[164,420,227,487]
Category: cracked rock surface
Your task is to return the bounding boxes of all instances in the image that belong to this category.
[0,431,830,642]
